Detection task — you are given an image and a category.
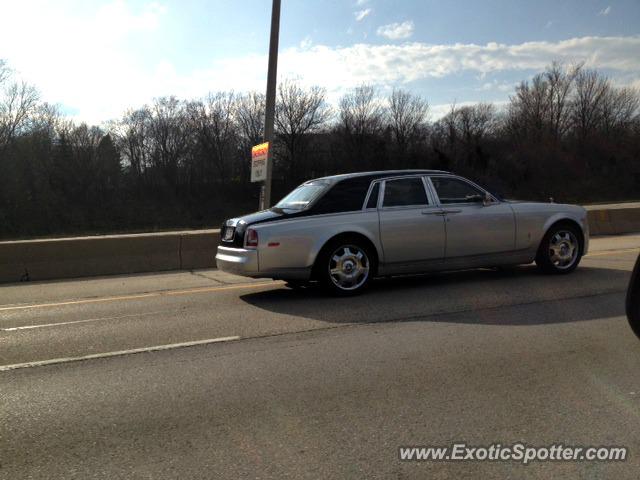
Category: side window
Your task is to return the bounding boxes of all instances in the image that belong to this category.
[365,182,380,209]
[382,178,429,207]
[431,177,484,204]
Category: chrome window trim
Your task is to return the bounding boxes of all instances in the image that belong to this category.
[421,176,439,206]
[379,175,432,211]
[427,174,499,207]
[362,180,382,210]
[422,176,441,207]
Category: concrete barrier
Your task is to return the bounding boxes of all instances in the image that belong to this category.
[0,230,219,284]
[586,203,640,236]
[179,230,220,270]
[0,202,638,284]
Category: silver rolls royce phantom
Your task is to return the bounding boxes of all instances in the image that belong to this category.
[216,170,589,295]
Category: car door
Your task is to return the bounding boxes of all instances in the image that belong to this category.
[428,175,515,259]
[378,176,446,268]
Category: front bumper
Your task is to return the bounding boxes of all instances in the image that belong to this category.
[215,246,259,277]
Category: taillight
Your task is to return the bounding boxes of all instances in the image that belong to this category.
[245,228,259,248]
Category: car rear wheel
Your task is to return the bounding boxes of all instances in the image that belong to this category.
[535,223,582,274]
[317,238,374,296]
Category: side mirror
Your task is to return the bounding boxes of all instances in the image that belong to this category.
[482,193,493,206]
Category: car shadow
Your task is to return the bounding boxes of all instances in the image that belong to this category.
[240,265,631,326]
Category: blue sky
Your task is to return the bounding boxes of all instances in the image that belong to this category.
[1,0,639,122]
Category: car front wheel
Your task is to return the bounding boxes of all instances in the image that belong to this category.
[535,224,583,274]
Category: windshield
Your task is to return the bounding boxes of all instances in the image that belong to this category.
[274,182,328,210]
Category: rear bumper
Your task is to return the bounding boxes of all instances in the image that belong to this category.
[215,246,260,277]
[215,245,312,280]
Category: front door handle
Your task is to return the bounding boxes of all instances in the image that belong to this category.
[441,209,462,214]
[422,210,446,216]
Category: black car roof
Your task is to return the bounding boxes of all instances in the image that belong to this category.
[307,169,452,184]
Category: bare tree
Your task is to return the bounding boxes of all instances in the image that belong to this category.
[339,84,384,137]
[0,80,40,150]
[234,91,265,182]
[111,106,153,178]
[336,85,386,169]
[187,92,237,184]
[275,79,331,179]
[388,88,429,154]
[431,103,498,172]
[31,103,61,137]
[456,103,497,144]
[571,69,609,139]
[235,91,265,148]
[507,62,580,141]
[600,86,640,135]
[0,59,9,86]
[545,62,581,139]
[148,97,189,187]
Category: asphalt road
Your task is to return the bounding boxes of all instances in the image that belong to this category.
[1,234,640,479]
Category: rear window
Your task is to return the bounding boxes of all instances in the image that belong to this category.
[312,177,372,214]
[275,181,328,210]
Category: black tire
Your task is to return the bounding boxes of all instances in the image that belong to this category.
[315,236,376,296]
[626,254,640,339]
[535,223,583,274]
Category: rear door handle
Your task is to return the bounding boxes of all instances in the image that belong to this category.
[422,210,446,216]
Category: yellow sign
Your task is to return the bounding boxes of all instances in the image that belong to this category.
[251,142,269,182]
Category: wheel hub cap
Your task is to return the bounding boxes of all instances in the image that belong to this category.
[549,231,579,269]
[329,245,370,291]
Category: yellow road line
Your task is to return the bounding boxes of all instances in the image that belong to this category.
[0,281,279,312]
[586,247,640,257]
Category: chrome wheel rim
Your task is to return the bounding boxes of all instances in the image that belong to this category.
[548,230,579,270]
[328,245,370,291]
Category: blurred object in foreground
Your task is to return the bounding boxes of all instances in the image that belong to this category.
[627,253,640,339]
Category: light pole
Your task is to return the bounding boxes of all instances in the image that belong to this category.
[261,0,281,210]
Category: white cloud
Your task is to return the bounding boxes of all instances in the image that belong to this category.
[355,0,369,5]
[3,11,640,126]
[599,6,612,15]
[478,79,518,92]
[430,101,510,120]
[377,21,415,40]
[193,35,640,109]
[354,8,372,21]
[0,0,168,124]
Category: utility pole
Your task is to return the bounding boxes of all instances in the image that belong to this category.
[261,0,281,210]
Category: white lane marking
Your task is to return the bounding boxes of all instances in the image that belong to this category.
[0,336,241,372]
[0,281,278,312]
[0,311,162,332]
